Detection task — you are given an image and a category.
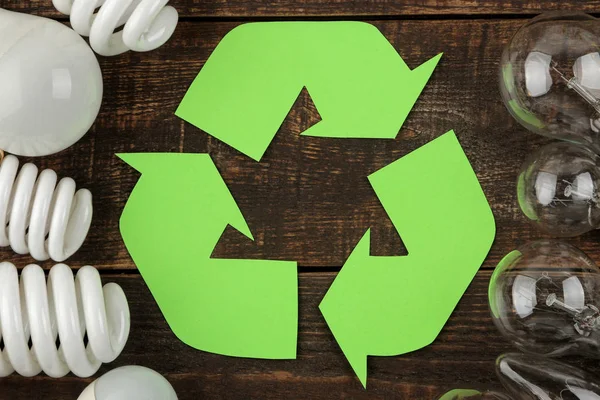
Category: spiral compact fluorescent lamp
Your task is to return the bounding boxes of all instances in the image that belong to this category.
[0,263,130,378]
[52,0,179,56]
[0,155,92,262]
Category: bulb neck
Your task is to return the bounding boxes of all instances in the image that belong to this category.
[551,63,600,114]
[546,294,600,337]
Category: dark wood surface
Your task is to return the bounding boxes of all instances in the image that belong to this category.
[2,1,600,399]
[5,0,600,17]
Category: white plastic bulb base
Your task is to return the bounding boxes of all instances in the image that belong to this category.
[0,9,103,156]
[77,366,178,400]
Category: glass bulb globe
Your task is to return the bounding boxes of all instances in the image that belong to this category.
[500,12,600,150]
[489,240,600,358]
[0,9,103,156]
[77,366,178,400]
[517,141,600,237]
[496,353,600,399]
[437,389,510,400]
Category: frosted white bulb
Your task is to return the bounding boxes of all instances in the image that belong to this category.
[0,9,103,157]
[78,366,178,400]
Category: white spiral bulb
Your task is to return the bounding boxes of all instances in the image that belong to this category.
[0,262,130,378]
[52,0,179,56]
[0,155,92,262]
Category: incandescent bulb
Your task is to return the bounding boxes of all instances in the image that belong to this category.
[500,12,600,151]
[437,389,511,399]
[0,9,103,156]
[439,354,600,399]
[77,366,178,400]
[496,353,600,399]
[517,141,600,237]
[489,241,600,358]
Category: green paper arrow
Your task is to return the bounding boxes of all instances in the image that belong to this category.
[176,22,441,161]
[319,131,495,387]
[119,153,298,359]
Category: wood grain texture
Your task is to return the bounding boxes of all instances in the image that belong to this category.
[6,271,597,400]
[4,0,600,18]
[1,3,599,400]
[0,18,594,269]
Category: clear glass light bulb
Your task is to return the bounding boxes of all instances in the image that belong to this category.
[496,353,600,399]
[0,9,103,157]
[77,366,178,400]
[437,389,511,399]
[500,11,600,151]
[517,141,600,237]
[489,240,600,358]
[439,354,600,399]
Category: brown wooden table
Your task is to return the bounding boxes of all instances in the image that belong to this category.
[3,1,600,399]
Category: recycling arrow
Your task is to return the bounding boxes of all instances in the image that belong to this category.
[120,22,493,385]
[119,153,298,359]
[319,131,495,387]
[176,22,441,161]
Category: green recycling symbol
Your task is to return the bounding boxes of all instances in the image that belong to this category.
[119,22,495,388]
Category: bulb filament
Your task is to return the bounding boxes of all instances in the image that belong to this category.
[551,62,600,114]
[546,293,600,336]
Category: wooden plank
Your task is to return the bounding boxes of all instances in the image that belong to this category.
[5,271,595,400]
[0,19,594,269]
[3,0,600,18]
